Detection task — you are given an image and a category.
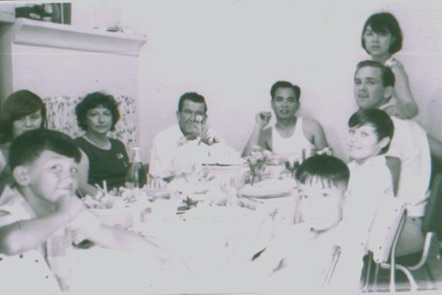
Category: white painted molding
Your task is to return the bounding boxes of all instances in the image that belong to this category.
[5,18,147,56]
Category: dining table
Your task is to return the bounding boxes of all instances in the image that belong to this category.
[67,163,303,294]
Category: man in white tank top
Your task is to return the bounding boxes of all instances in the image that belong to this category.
[242,81,329,162]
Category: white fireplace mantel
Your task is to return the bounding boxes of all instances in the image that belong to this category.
[0,18,148,103]
[2,18,147,56]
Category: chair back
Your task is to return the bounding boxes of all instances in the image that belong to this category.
[422,173,442,233]
[385,156,401,196]
[365,198,406,263]
[318,245,341,287]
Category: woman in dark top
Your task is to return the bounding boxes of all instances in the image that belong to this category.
[75,91,130,196]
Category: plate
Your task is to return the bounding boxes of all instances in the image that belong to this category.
[239,179,294,199]
[202,159,246,166]
[143,187,171,199]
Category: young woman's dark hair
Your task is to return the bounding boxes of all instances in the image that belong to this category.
[0,90,47,143]
[75,92,120,131]
[361,12,403,55]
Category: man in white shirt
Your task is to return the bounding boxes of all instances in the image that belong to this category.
[353,60,432,256]
[149,92,226,181]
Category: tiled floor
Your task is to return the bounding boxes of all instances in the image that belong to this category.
[362,240,442,293]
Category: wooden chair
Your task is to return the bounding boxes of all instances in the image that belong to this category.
[319,245,341,287]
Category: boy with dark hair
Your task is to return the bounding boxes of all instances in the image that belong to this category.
[0,129,173,293]
[345,109,396,247]
[227,155,364,293]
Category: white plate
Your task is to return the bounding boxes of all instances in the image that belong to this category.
[239,179,294,199]
[143,187,171,199]
[202,159,246,166]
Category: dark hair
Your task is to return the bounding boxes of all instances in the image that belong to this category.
[177,92,207,114]
[361,12,403,55]
[348,109,394,154]
[355,60,395,87]
[75,92,120,131]
[9,129,81,171]
[0,90,47,142]
[270,81,301,101]
[295,155,350,188]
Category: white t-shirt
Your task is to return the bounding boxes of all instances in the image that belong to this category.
[385,117,431,216]
[271,117,314,159]
[149,124,233,178]
[0,185,101,292]
[225,218,364,293]
[345,156,395,245]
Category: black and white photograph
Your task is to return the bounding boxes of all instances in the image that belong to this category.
[1,0,442,294]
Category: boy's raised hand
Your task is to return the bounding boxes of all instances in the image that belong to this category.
[55,194,85,220]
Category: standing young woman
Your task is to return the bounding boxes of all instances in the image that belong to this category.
[74,92,130,197]
[361,12,418,119]
[362,12,442,185]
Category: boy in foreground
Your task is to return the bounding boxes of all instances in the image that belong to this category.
[226,155,365,293]
[0,129,177,293]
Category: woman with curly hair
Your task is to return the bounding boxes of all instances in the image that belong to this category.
[75,91,130,196]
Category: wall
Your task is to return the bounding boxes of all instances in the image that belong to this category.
[114,0,442,162]
[0,12,145,147]
[4,0,441,162]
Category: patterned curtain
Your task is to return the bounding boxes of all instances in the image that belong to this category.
[42,95,137,147]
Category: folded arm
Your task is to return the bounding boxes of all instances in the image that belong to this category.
[0,195,83,255]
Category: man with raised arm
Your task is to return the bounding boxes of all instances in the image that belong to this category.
[242,81,329,160]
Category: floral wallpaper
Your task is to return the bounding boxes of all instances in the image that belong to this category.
[43,95,137,147]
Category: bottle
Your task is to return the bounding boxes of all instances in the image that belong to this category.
[125,147,147,188]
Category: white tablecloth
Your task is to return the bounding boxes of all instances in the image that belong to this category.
[69,205,276,294]
[69,175,301,294]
